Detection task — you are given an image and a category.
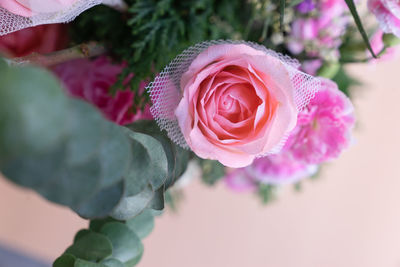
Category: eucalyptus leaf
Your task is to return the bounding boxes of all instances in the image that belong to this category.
[73,229,91,243]
[74,259,107,267]
[111,185,154,220]
[100,222,143,267]
[74,181,125,219]
[101,259,125,267]
[126,209,155,239]
[54,253,76,267]
[125,130,168,193]
[0,64,67,157]
[66,232,113,261]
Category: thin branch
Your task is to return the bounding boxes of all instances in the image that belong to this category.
[9,42,107,67]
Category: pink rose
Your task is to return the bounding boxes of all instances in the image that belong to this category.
[369,0,400,38]
[0,24,67,57]
[175,44,298,168]
[53,56,152,125]
[284,78,355,164]
[0,0,77,17]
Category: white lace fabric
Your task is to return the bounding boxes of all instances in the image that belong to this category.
[148,40,322,156]
[0,0,125,35]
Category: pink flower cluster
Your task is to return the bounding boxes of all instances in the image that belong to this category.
[288,0,351,74]
[369,0,400,38]
[53,56,152,125]
[225,78,355,191]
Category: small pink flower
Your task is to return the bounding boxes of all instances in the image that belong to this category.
[288,0,350,60]
[0,24,68,57]
[175,44,298,168]
[368,0,400,38]
[284,78,355,165]
[246,154,318,185]
[225,169,257,192]
[53,56,152,125]
[225,152,317,189]
[0,0,77,17]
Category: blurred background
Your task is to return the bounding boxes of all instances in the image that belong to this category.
[1,58,400,267]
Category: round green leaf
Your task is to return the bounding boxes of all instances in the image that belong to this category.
[101,259,124,267]
[73,229,91,243]
[74,259,107,267]
[54,253,76,267]
[125,130,168,194]
[126,209,155,239]
[0,65,68,157]
[66,232,112,261]
[74,181,125,219]
[111,185,154,220]
[100,222,143,266]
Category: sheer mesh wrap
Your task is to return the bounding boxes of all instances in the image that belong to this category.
[0,0,125,35]
[148,40,322,156]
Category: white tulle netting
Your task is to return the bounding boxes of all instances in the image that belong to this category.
[0,0,125,35]
[148,40,322,155]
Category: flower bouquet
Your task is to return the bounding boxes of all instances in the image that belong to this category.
[0,0,399,266]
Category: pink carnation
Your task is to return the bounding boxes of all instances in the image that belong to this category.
[288,0,350,60]
[0,24,67,57]
[225,152,317,190]
[284,78,355,165]
[368,0,400,38]
[53,56,152,125]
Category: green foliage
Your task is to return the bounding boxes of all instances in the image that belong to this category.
[257,184,277,204]
[70,0,246,103]
[198,159,226,186]
[55,214,155,267]
[344,0,376,58]
[0,60,189,222]
[332,66,361,97]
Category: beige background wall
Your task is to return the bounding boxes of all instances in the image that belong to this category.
[1,58,400,267]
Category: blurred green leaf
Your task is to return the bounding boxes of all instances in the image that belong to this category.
[66,232,113,261]
[73,181,125,219]
[100,222,143,266]
[101,259,125,267]
[74,259,107,267]
[73,229,91,243]
[53,254,76,267]
[199,159,225,185]
[126,209,155,239]
[111,185,154,220]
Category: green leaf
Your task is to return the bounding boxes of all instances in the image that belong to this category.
[101,259,125,267]
[73,229,91,243]
[199,159,225,186]
[90,217,119,232]
[279,0,285,31]
[74,259,107,267]
[127,120,190,189]
[66,232,113,261]
[0,65,68,157]
[125,130,168,193]
[100,222,143,266]
[73,181,125,219]
[147,187,165,211]
[53,254,76,267]
[126,209,155,239]
[111,185,154,220]
[344,0,376,58]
